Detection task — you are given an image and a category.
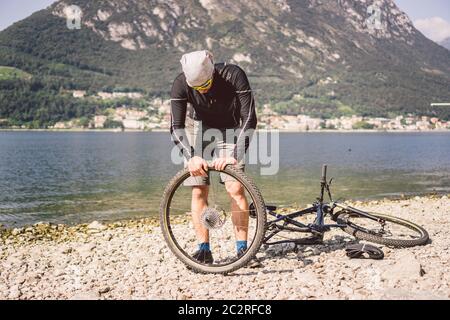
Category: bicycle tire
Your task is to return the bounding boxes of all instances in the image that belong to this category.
[334,209,429,247]
[160,165,267,274]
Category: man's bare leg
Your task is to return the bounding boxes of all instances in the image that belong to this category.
[225,181,249,242]
[226,180,263,267]
[191,185,209,243]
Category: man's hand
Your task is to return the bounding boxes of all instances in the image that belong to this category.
[211,157,237,171]
[188,156,209,177]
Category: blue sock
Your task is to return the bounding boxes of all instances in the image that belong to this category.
[198,242,210,251]
[236,240,247,253]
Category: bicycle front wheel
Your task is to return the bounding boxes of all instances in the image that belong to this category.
[334,208,429,247]
[160,166,266,274]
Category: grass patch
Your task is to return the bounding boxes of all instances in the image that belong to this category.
[0,66,32,81]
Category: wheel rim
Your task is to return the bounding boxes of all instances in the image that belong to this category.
[338,210,426,242]
[162,168,265,270]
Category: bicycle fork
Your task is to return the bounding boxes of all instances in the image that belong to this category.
[309,203,330,234]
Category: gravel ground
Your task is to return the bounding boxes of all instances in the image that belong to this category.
[0,195,449,300]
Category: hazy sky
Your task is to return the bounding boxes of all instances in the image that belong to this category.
[395,0,450,21]
[0,0,57,31]
[0,0,449,42]
[395,0,450,42]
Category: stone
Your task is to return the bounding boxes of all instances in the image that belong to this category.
[61,247,73,254]
[69,291,100,300]
[338,285,354,296]
[8,285,21,299]
[381,252,424,282]
[381,288,445,300]
[87,221,107,232]
[78,243,96,253]
[34,222,50,230]
[15,276,27,285]
[98,287,111,294]
[104,234,113,241]
[53,270,66,277]
[293,270,320,284]
[11,228,23,236]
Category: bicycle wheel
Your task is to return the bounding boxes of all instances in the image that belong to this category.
[334,207,429,247]
[160,165,266,274]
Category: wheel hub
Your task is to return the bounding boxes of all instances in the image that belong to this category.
[201,206,226,230]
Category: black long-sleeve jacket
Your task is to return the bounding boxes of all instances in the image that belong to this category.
[170,63,257,160]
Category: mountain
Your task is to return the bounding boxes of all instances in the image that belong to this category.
[440,37,450,51]
[0,0,449,126]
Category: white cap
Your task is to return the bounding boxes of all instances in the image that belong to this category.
[180,50,214,87]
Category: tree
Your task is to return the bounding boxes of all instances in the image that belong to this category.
[103,118,124,129]
[78,116,91,128]
[352,121,375,130]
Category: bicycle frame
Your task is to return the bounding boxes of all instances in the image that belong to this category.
[262,165,385,245]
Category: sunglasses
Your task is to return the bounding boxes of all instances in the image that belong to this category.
[191,78,213,91]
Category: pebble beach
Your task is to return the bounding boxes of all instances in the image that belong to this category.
[1,195,449,300]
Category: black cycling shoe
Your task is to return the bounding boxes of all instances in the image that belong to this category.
[237,249,263,268]
[192,249,214,264]
[237,248,246,259]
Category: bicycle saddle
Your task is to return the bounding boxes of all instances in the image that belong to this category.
[345,243,384,260]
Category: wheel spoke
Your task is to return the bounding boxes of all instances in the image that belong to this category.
[336,209,429,247]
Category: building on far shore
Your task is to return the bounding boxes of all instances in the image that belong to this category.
[122,119,145,130]
[38,98,450,132]
[52,120,75,129]
[94,115,107,129]
[97,92,143,100]
[72,90,86,98]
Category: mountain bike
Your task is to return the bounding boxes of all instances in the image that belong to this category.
[160,165,429,274]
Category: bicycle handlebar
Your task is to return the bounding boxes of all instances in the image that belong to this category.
[322,164,328,181]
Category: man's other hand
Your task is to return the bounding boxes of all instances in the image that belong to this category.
[188,156,209,177]
[211,157,237,171]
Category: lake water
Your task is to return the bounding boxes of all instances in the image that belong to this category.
[1,131,449,227]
